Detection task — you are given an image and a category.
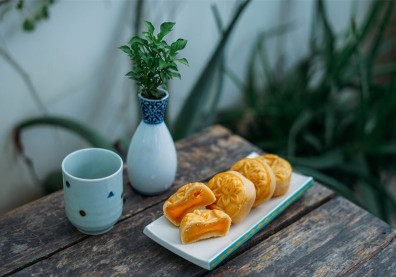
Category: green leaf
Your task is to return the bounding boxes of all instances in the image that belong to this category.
[160,72,168,83]
[256,33,274,85]
[358,1,382,43]
[288,149,344,170]
[172,0,252,140]
[23,19,35,31]
[294,165,359,204]
[377,37,396,57]
[166,62,178,71]
[114,137,130,159]
[13,116,118,156]
[16,0,24,10]
[367,143,396,155]
[128,36,147,46]
[202,3,228,127]
[43,171,63,194]
[357,180,382,218]
[126,71,138,80]
[144,20,155,34]
[158,22,176,41]
[170,39,188,53]
[211,4,223,31]
[302,132,323,151]
[372,63,396,76]
[224,68,245,90]
[175,58,189,66]
[119,45,132,55]
[172,72,181,79]
[142,32,152,41]
[41,6,49,19]
[367,1,394,70]
[324,109,336,147]
[317,0,335,60]
[288,110,314,157]
[159,59,167,70]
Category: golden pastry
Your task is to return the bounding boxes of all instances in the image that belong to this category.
[230,158,276,207]
[179,209,231,244]
[207,171,256,223]
[163,182,216,226]
[256,154,292,197]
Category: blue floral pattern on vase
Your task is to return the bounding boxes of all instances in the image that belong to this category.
[138,90,168,125]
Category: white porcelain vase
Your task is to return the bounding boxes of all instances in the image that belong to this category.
[127,89,177,195]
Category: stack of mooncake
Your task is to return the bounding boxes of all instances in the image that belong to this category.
[163,154,292,244]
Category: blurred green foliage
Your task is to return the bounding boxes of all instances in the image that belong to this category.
[172,0,251,139]
[16,0,55,31]
[218,0,396,222]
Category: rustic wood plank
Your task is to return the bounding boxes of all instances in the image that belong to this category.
[346,238,396,277]
[206,197,396,277]
[0,125,259,276]
[13,184,333,276]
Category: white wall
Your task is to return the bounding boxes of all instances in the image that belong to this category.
[0,0,369,214]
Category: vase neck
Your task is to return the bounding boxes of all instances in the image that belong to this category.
[138,91,168,125]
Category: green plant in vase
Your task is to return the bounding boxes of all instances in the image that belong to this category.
[119,20,188,99]
[119,20,188,195]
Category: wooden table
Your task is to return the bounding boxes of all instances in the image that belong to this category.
[1,125,395,276]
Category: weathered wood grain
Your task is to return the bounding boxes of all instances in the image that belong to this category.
[206,197,396,277]
[13,184,333,276]
[0,125,259,276]
[346,238,396,277]
[4,124,390,277]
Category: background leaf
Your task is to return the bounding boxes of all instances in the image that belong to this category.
[172,0,252,140]
[14,116,118,154]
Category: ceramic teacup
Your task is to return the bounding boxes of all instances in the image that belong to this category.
[62,148,123,235]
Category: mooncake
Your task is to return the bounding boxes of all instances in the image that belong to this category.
[207,171,256,223]
[179,209,231,244]
[163,182,216,226]
[230,158,276,207]
[256,154,292,197]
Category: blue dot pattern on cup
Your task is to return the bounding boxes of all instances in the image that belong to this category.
[107,191,114,198]
[121,192,123,199]
[66,181,70,188]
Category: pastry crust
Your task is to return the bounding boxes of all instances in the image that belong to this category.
[207,171,256,223]
[231,158,276,207]
[179,209,231,244]
[163,182,216,226]
[256,154,292,197]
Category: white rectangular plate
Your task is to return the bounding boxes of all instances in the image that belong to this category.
[143,152,314,270]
